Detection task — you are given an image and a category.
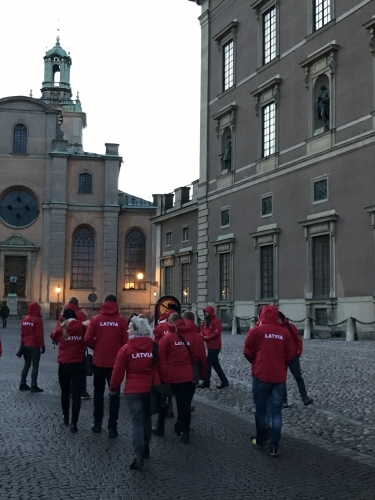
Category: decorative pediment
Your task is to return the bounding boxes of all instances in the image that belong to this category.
[0,234,39,251]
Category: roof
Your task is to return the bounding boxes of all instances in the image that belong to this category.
[119,192,155,209]
[45,37,69,59]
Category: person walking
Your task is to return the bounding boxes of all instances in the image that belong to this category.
[279,312,313,407]
[0,301,10,328]
[197,306,229,389]
[158,313,207,444]
[56,297,91,400]
[50,309,86,433]
[19,302,45,392]
[84,294,128,437]
[244,304,295,457]
[109,317,157,471]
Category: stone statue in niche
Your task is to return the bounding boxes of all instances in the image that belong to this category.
[9,275,17,295]
[219,135,232,171]
[317,85,330,131]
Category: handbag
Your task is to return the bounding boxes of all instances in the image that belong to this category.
[16,341,25,358]
[175,331,200,385]
[150,342,172,415]
[85,349,93,376]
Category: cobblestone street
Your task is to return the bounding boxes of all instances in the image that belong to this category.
[1,319,375,499]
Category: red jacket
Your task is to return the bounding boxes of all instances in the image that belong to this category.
[84,301,128,368]
[109,337,160,394]
[243,305,295,383]
[21,303,44,348]
[201,306,222,349]
[50,319,86,364]
[282,319,303,356]
[153,317,171,344]
[56,303,87,329]
[158,318,207,383]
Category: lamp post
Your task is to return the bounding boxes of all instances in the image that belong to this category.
[56,285,61,320]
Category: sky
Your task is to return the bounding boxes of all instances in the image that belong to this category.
[0,1,202,201]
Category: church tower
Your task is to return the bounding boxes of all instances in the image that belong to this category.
[40,37,86,149]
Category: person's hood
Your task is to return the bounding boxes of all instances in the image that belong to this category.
[184,319,200,333]
[28,302,41,317]
[66,318,83,335]
[259,304,279,324]
[65,303,79,313]
[99,301,119,316]
[158,312,169,322]
[203,306,215,317]
[172,318,190,334]
[129,336,153,353]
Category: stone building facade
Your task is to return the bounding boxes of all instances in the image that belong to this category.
[153,0,375,329]
[0,38,156,318]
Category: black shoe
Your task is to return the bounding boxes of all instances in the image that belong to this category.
[70,423,78,433]
[152,428,165,437]
[174,423,183,436]
[197,382,210,389]
[143,445,150,459]
[63,415,69,426]
[303,397,314,406]
[30,386,43,393]
[129,458,143,471]
[19,384,31,391]
[181,434,189,444]
[282,402,293,409]
[251,436,263,449]
[108,427,118,438]
[270,446,279,457]
[216,381,229,389]
[81,392,91,400]
[91,422,102,433]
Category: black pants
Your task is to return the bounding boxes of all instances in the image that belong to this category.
[205,349,228,385]
[93,365,120,428]
[284,355,308,403]
[2,318,7,328]
[171,382,196,435]
[59,363,85,423]
[21,346,41,387]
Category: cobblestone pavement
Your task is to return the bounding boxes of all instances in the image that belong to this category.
[1,319,375,499]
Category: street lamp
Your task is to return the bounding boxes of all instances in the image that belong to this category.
[56,285,61,320]
[136,273,159,315]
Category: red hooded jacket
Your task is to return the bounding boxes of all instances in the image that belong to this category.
[109,337,160,394]
[243,305,295,383]
[50,319,86,364]
[153,310,175,344]
[84,301,128,368]
[158,318,207,383]
[56,302,87,329]
[200,306,222,350]
[21,303,44,348]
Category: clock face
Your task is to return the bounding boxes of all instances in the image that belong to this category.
[0,189,39,228]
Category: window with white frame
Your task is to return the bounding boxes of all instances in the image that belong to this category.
[261,195,273,217]
[262,102,276,157]
[314,0,331,31]
[219,252,231,301]
[223,40,234,91]
[313,178,328,203]
[182,226,189,242]
[166,231,172,246]
[263,7,277,64]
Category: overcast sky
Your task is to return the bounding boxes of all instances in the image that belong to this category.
[0,1,202,201]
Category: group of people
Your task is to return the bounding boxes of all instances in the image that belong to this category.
[1,295,313,468]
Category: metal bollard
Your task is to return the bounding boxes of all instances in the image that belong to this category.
[231,317,237,335]
[346,317,357,342]
[304,318,312,340]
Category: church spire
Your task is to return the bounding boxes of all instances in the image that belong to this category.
[40,36,72,103]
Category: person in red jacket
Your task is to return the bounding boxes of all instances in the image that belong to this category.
[84,294,128,437]
[197,305,229,389]
[244,304,295,457]
[279,312,313,408]
[55,297,91,400]
[19,302,45,392]
[109,317,157,471]
[50,309,86,433]
[158,313,207,444]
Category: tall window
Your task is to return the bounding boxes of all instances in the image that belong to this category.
[263,7,276,64]
[260,245,274,299]
[223,40,234,91]
[313,235,330,297]
[72,227,94,289]
[13,124,27,154]
[181,263,190,304]
[314,0,331,31]
[79,173,92,194]
[219,252,231,301]
[164,266,173,296]
[124,229,146,290]
[262,102,276,157]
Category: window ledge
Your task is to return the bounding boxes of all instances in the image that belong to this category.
[216,85,236,100]
[305,20,336,43]
[256,56,280,75]
[77,192,93,195]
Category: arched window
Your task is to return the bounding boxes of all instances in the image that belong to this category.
[13,124,27,154]
[72,227,94,289]
[124,229,146,290]
[79,173,92,194]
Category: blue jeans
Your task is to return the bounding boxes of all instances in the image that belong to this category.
[252,377,286,448]
[252,377,272,426]
[125,393,152,458]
